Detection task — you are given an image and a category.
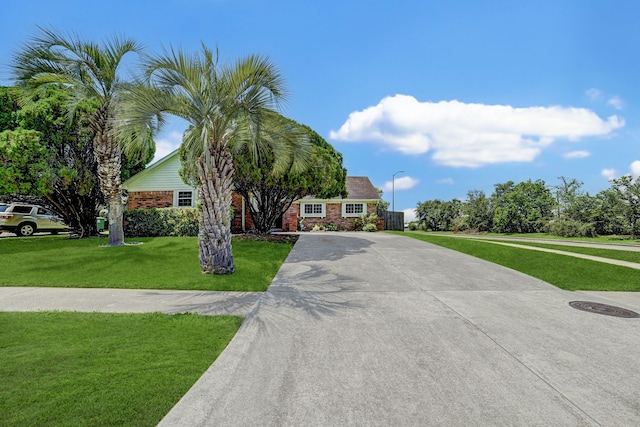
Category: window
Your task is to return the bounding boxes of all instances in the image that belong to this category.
[301,203,325,218]
[177,191,193,207]
[12,205,33,214]
[342,203,366,217]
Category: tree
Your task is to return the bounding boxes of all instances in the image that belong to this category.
[492,179,554,233]
[416,199,461,231]
[552,176,584,219]
[376,188,391,212]
[12,28,150,246]
[610,175,640,237]
[0,85,102,236]
[461,189,492,231]
[230,118,346,234]
[122,45,306,274]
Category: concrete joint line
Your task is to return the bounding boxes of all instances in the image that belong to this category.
[426,290,603,426]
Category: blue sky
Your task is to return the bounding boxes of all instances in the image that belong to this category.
[2,0,639,221]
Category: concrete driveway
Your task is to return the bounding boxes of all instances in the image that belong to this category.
[160,232,640,426]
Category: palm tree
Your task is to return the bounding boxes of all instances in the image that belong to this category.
[122,45,305,274]
[12,27,149,246]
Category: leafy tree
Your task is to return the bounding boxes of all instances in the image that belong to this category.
[231,118,346,234]
[491,179,554,233]
[461,189,493,231]
[12,28,151,246]
[416,199,461,231]
[591,188,627,235]
[552,176,584,219]
[376,188,391,212]
[0,85,102,236]
[122,45,308,274]
[609,175,640,237]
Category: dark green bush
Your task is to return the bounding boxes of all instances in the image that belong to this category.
[124,208,200,237]
[544,219,597,238]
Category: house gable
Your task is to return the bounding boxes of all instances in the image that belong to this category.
[122,150,195,193]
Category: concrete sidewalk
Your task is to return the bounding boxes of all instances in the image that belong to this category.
[156,232,640,426]
[0,287,260,316]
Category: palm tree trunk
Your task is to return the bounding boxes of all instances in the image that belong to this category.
[197,146,235,274]
[94,133,125,246]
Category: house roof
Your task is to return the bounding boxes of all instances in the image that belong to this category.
[298,176,380,202]
[344,176,380,200]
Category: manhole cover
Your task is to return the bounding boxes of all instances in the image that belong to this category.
[569,301,640,318]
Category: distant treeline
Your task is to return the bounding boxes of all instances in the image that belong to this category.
[414,176,640,237]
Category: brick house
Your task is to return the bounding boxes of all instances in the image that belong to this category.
[123,151,382,233]
[122,150,254,232]
[282,176,382,232]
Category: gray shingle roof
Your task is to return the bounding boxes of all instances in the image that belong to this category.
[344,176,380,200]
[300,176,380,201]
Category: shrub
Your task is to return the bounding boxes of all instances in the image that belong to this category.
[311,223,326,232]
[353,213,379,231]
[325,223,339,231]
[124,208,200,237]
[408,222,418,231]
[363,223,377,232]
[544,219,597,238]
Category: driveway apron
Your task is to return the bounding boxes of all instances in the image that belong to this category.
[160,232,640,426]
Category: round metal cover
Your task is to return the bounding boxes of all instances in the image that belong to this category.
[569,301,640,318]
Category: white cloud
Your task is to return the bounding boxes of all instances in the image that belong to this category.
[402,208,417,223]
[151,131,182,164]
[436,177,455,185]
[563,150,590,159]
[586,88,602,100]
[608,96,624,110]
[631,161,640,177]
[601,168,617,180]
[330,94,624,168]
[381,176,419,191]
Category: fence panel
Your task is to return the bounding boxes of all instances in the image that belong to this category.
[378,210,404,231]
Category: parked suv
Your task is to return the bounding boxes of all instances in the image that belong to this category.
[0,204,69,236]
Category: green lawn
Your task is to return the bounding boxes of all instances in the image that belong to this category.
[0,236,293,291]
[452,231,640,245]
[0,312,242,427]
[396,231,640,291]
[484,239,640,264]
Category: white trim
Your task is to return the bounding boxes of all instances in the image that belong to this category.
[300,202,326,218]
[174,190,195,207]
[342,202,366,217]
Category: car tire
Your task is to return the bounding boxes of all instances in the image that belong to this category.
[16,222,36,237]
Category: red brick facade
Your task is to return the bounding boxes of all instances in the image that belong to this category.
[284,202,382,231]
[231,192,254,233]
[127,190,254,233]
[127,191,173,210]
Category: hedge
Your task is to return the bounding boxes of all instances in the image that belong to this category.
[124,208,200,237]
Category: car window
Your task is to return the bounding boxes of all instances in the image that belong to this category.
[37,207,47,215]
[12,206,33,214]
[0,206,7,212]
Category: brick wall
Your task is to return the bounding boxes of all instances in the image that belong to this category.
[283,204,300,232]
[287,202,383,231]
[231,192,254,232]
[127,191,174,210]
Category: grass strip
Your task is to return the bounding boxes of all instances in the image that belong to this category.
[0,236,293,291]
[395,231,640,291]
[0,312,242,427]
[483,240,640,264]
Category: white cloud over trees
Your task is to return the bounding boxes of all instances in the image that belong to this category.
[330,95,624,168]
[381,175,419,192]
